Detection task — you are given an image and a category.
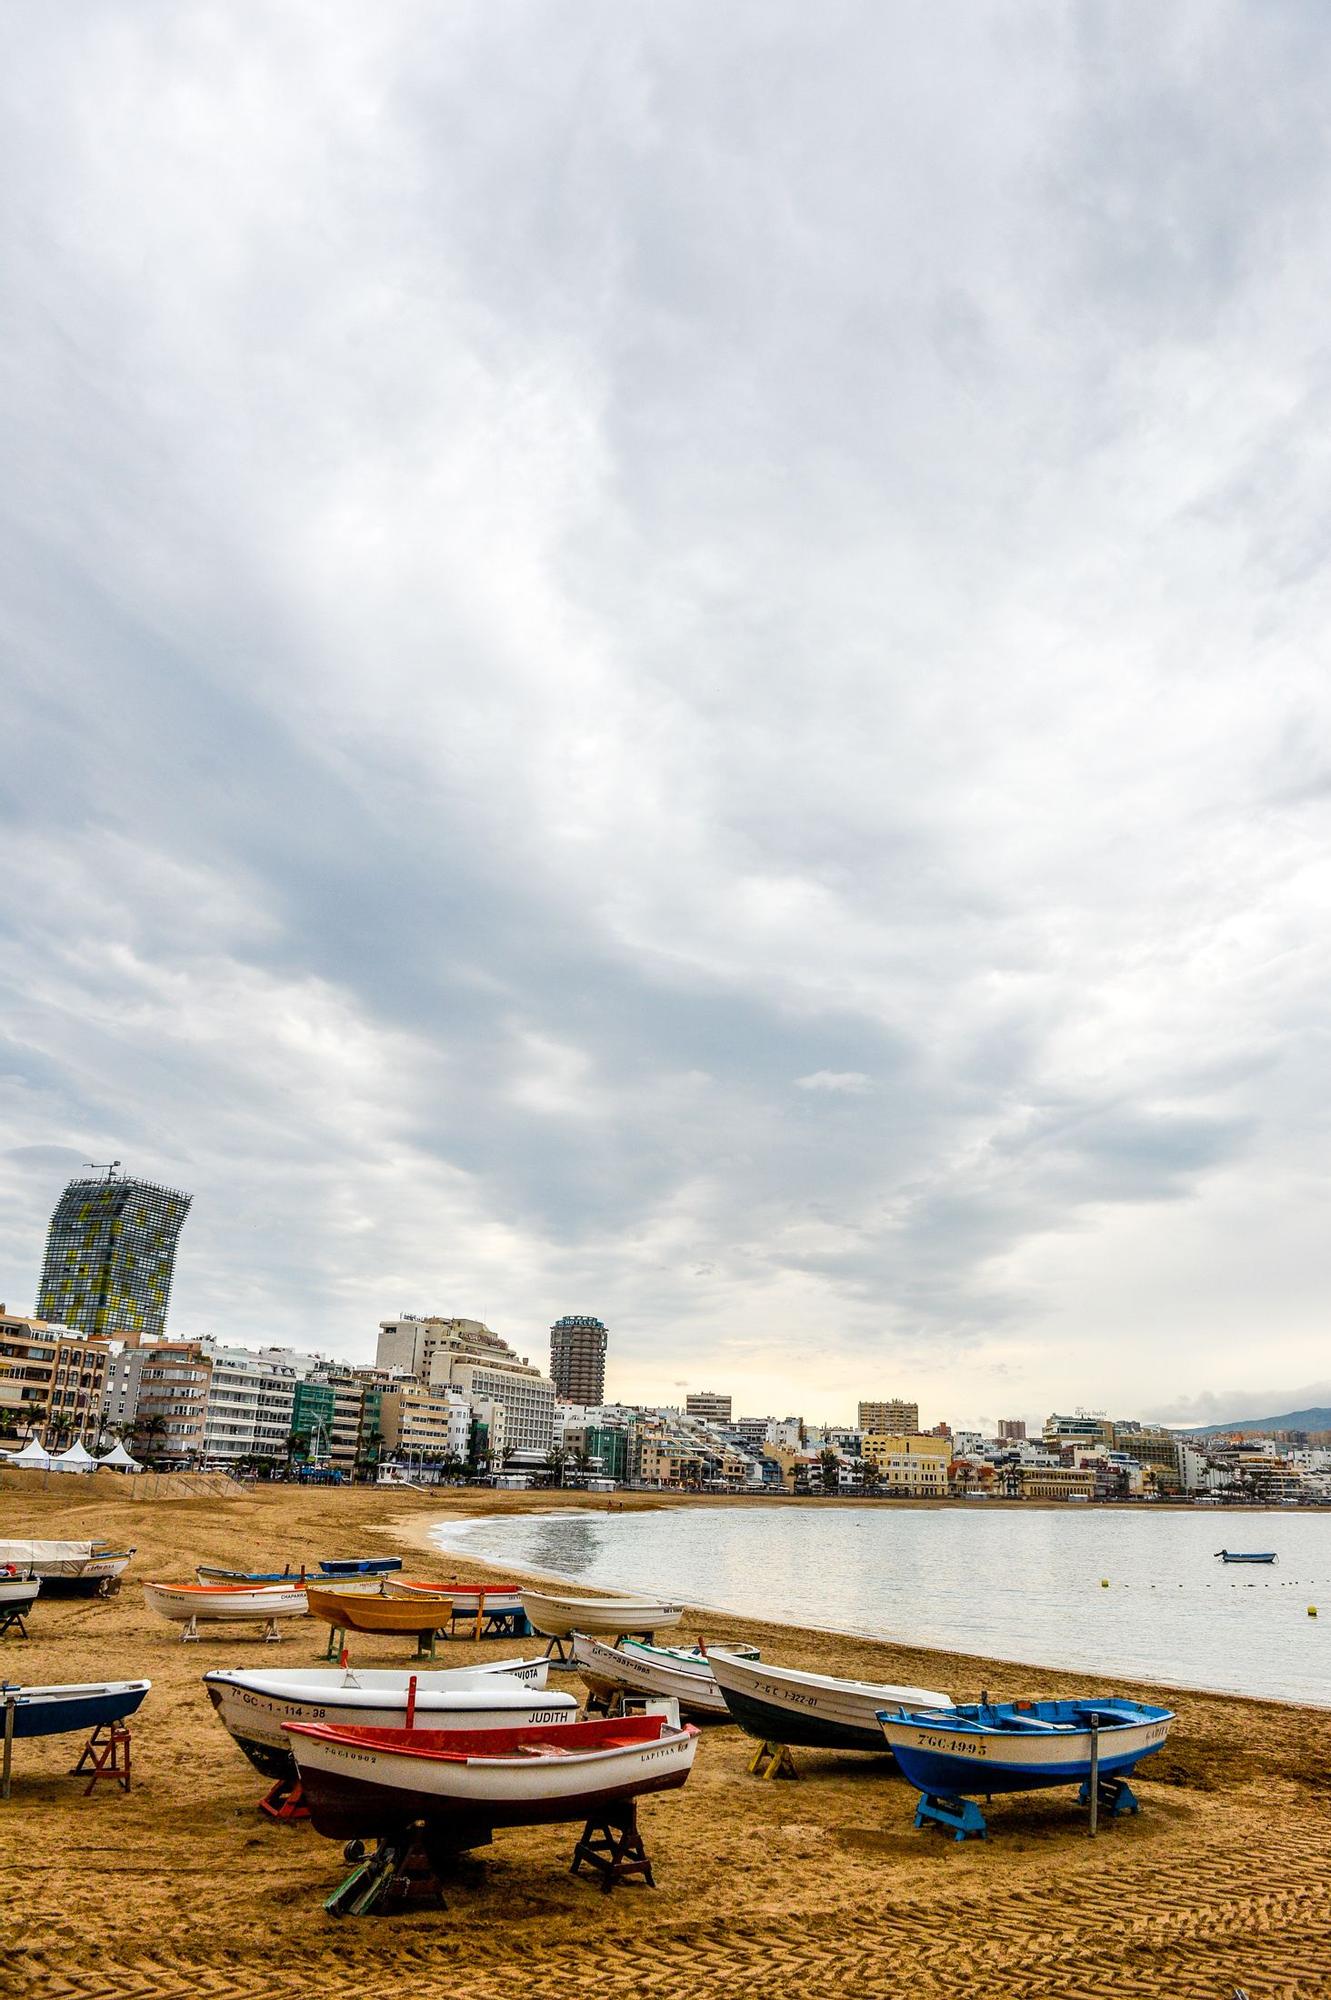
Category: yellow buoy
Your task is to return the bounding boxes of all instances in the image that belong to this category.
[1100,1579,1109,1589]
[1309,1606,1318,1618]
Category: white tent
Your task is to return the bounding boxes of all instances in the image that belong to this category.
[9,1437,55,1470]
[51,1439,98,1474]
[97,1439,143,1473]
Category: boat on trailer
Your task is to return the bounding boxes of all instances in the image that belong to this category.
[519,1587,683,1640]
[0,1539,135,1592]
[285,1711,700,1845]
[1215,1550,1278,1564]
[204,1660,574,1780]
[572,1633,758,1717]
[878,1695,1175,1835]
[0,1679,150,1738]
[708,1650,954,1752]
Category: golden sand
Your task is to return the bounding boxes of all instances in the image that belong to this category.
[2,1476,1328,1999]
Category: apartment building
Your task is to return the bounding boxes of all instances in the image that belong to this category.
[377,1382,471,1464]
[861,1430,950,1495]
[1018,1465,1097,1501]
[131,1341,213,1460]
[858,1399,920,1434]
[378,1316,555,1455]
[685,1390,732,1424]
[0,1308,61,1436]
[197,1343,312,1465]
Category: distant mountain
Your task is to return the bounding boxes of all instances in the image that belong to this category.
[1181,1407,1331,1438]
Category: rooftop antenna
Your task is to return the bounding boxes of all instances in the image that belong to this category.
[84,1160,122,1182]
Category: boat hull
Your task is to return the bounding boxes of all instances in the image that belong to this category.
[2,1680,150,1740]
[708,1652,954,1753]
[144,1582,308,1622]
[572,1633,730,1716]
[305,1585,452,1633]
[318,1559,403,1576]
[287,1717,699,1844]
[0,1540,133,1590]
[519,1588,683,1639]
[879,1701,1175,1796]
[384,1580,526,1616]
[0,1578,41,1608]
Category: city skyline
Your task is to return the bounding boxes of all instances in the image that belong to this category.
[5,9,1331,1431]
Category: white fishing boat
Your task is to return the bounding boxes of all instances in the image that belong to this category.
[144,1579,308,1641]
[383,1578,526,1617]
[205,1659,576,1780]
[572,1632,758,1717]
[0,1576,42,1610]
[708,1650,955,1753]
[520,1586,683,1639]
[285,1711,700,1843]
[0,1538,135,1590]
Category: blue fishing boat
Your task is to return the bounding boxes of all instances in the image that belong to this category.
[1215,1549,1277,1564]
[878,1697,1174,1838]
[317,1557,403,1577]
[1,1679,151,1739]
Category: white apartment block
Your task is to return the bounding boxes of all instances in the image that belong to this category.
[198,1343,315,1464]
[378,1316,555,1455]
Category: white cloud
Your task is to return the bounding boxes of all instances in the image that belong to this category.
[795,1071,873,1095]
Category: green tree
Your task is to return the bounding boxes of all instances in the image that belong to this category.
[817,1447,841,1494]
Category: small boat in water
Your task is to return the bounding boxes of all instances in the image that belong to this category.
[708,1651,954,1753]
[572,1633,757,1717]
[205,1660,575,1780]
[285,1711,700,1845]
[0,1539,135,1591]
[519,1587,683,1640]
[1215,1550,1278,1564]
[0,1679,150,1738]
[305,1584,453,1635]
[318,1557,403,1577]
[878,1696,1174,1802]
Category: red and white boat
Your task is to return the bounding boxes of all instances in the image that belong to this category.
[284,1712,700,1844]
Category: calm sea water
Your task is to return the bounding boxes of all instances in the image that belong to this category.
[431,1503,1331,1706]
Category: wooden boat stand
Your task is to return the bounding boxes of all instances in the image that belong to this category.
[259,1772,309,1822]
[748,1739,799,1781]
[324,1821,491,1917]
[0,1602,31,1643]
[71,1722,133,1796]
[913,1792,987,1841]
[570,1802,655,1891]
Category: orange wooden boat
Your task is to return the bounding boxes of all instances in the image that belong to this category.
[305,1584,453,1635]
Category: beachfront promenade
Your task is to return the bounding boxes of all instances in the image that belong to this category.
[3,1479,1328,2000]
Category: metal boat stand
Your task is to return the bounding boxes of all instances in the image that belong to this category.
[324,1822,491,1917]
[748,1739,799,1780]
[258,1773,308,1822]
[71,1722,133,1796]
[570,1802,656,1891]
[539,1633,574,1663]
[913,1792,988,1841]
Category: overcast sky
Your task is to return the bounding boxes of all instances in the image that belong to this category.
[3,3,1329,1430]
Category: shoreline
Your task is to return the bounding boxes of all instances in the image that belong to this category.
[4,1478,1330,2000]
[393,1497,1331,1715]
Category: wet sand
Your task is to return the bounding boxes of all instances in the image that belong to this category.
[2,1477,1328,1999]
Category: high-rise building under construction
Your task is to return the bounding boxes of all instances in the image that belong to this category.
[36,1170,192,1340]
[549,1313,608,1405]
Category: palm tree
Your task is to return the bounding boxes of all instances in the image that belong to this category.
[284,1430,306,1473]
[545,1445,569,1487]
[817,1447,841,1494]
[133,1411,169,1464]
[861,1458,880,1496]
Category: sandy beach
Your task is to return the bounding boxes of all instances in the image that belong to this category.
[3,1477,1329,2000]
